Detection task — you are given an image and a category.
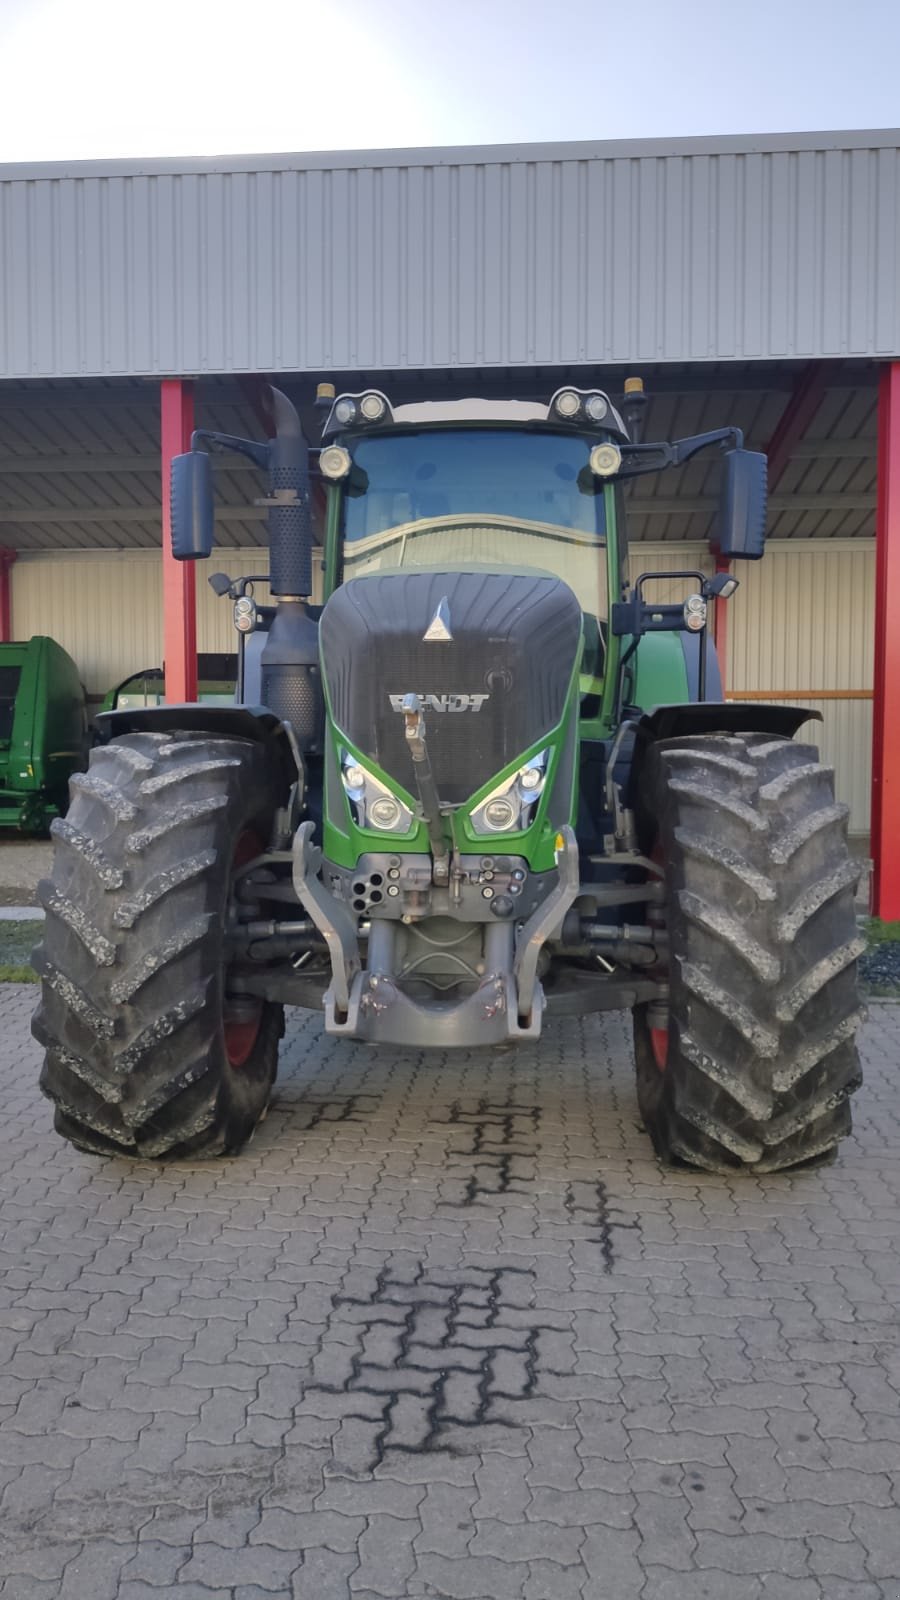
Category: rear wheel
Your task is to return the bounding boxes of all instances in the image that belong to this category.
[633,732,864,1173]
[32,732,285,1159]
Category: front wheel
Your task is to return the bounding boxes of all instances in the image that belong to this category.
[33,732,285,1159]
[634,732,864,1173]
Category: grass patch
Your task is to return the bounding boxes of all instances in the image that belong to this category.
[0,920,40,982]
[866,917,900,945]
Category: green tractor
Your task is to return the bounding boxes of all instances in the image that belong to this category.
[32,382,863,1170]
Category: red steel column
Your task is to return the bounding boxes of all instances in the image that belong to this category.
[160,379,198,703]
[0,549,17,641]
[872,362,900,920]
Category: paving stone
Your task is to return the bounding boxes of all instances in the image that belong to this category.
[1,990,898,1600]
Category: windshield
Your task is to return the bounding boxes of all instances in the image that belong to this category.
[340,428,607,617]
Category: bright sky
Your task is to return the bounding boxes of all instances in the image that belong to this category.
[0,0,898,163]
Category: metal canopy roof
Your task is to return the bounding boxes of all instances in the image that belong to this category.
[0,364,878,553]
[1,130,899,379]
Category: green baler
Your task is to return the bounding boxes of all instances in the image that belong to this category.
[0,636,87,831]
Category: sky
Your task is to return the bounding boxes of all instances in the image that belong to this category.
[0,0,898,164]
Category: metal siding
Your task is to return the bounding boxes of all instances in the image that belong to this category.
[10,554,162,695]
[2,135,899,379]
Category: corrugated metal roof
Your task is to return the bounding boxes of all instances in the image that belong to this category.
[0,367,878,551]
[2,132,899,379]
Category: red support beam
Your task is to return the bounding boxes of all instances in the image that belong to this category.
[712,552,731,692]
[0,549,17,642]
[160,379,198,703]
[765,363,830,494]
[871,361,900,920]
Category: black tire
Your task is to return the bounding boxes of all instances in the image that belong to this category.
[32,732,285,1159]
[633,732,864,1174]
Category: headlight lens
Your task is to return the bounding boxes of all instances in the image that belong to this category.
[482,797,518,831]
[320,444,352,480]
[554,389,581,418]
[470,750,550,834]
[360,392,386,421]
[369,796,402,829]
[334,397,357,425]
[589,442,622,478]
[585,394,609,421]
[340,751,414,833]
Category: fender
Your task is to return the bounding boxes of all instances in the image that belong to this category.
[93,703,299,780]
[627,701,822,807]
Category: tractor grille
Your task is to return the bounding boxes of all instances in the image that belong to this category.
[320,570,581,804]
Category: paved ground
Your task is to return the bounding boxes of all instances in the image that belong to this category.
[2,988,900,1600]
[0,840,52,905]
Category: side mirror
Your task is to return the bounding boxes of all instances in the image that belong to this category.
[718,448,767,560]
[170,451,214,560]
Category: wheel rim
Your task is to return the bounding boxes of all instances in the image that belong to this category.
[223,829,263,1069]
[650,1024,669,1072]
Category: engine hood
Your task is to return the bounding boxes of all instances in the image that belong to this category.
[319,568,582,805]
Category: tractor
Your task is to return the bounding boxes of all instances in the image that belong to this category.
[32,380,863,1170]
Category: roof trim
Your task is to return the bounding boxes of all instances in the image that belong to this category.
[2,127,899,180]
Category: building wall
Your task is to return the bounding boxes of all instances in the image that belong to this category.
[11,540,876,831]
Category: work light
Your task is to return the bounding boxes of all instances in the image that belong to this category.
[360,392,386,421]
[589,443,622,478]
[319,445,352,480]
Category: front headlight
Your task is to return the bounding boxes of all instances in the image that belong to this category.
[470,750,550,834]
[340,751,414,833]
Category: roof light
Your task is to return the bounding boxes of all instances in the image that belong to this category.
[554,390,581,419]
[360,392,386,421]
[319,445,352,480]
[585,394,609,422]
[334,397,357,426]
[589,442,622,478]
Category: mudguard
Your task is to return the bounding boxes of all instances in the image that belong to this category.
[627,700,822,805]
[93,703,298,776]
[95,702,278,741]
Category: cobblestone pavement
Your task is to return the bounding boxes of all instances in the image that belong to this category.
[2,986,900,1600]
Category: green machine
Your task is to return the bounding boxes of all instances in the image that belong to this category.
[33,383,863,1172]
[0,636,87,832]
[100,653,239,713]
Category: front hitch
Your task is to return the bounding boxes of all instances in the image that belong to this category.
[401,693,451,886]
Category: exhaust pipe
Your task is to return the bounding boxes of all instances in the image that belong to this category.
[260,387,323,752]
[266,386,313,599]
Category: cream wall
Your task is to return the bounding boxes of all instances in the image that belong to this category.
[12,539,875,831]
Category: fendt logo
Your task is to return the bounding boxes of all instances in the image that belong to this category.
[389,693,490,714]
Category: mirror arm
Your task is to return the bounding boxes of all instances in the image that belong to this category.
[190,429,271,471]
[617,428,743,479]
[670,426,743,464]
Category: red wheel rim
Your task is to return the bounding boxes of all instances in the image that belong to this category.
[224,829,263,1069]
[650,1026,669,1072]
